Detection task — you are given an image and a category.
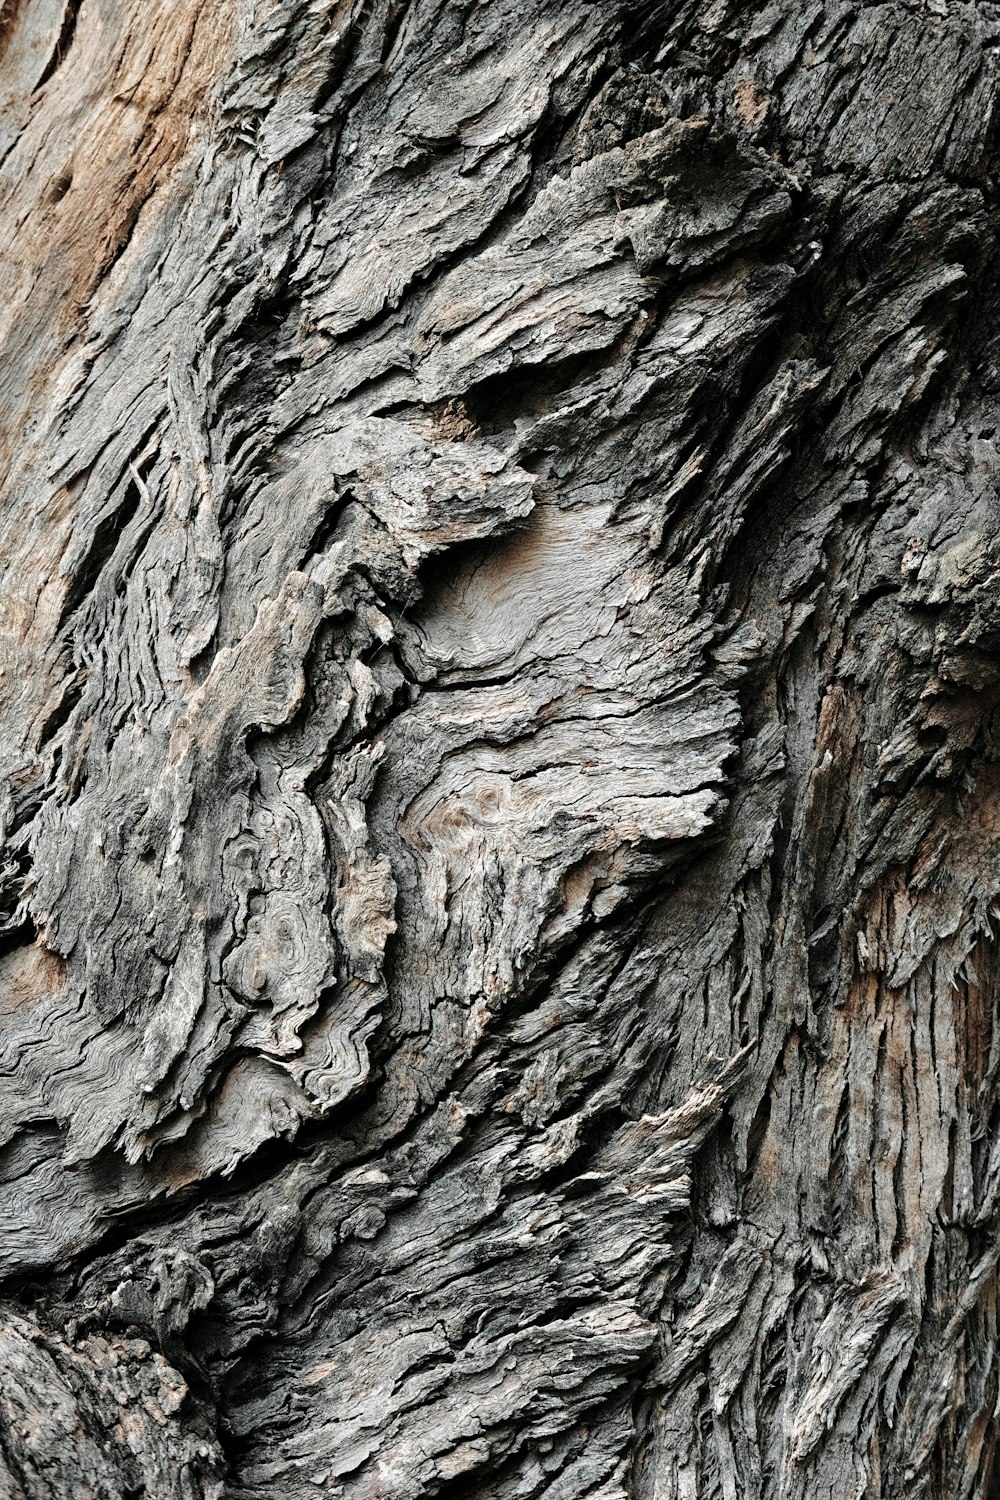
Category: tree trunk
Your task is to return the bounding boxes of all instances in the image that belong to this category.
[1,0,999,1495]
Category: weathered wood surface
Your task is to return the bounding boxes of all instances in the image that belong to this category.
[1,0,1000,1494]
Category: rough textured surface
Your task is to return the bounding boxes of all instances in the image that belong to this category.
[2,0,1000,1495]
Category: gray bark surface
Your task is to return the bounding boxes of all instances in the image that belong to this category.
[1,0,999,1495]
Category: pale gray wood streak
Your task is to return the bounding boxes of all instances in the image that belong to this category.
[0,0,999,1496]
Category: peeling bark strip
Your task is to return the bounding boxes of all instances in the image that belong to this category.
[1,0,1000,1495]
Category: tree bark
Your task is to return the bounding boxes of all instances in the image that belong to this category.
[1,0,999,1495]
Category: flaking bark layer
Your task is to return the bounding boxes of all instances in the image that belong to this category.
[1,1,999,1497]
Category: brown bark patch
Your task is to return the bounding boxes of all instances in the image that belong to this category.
[0,938,66,1015]
[0,0,240,489]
